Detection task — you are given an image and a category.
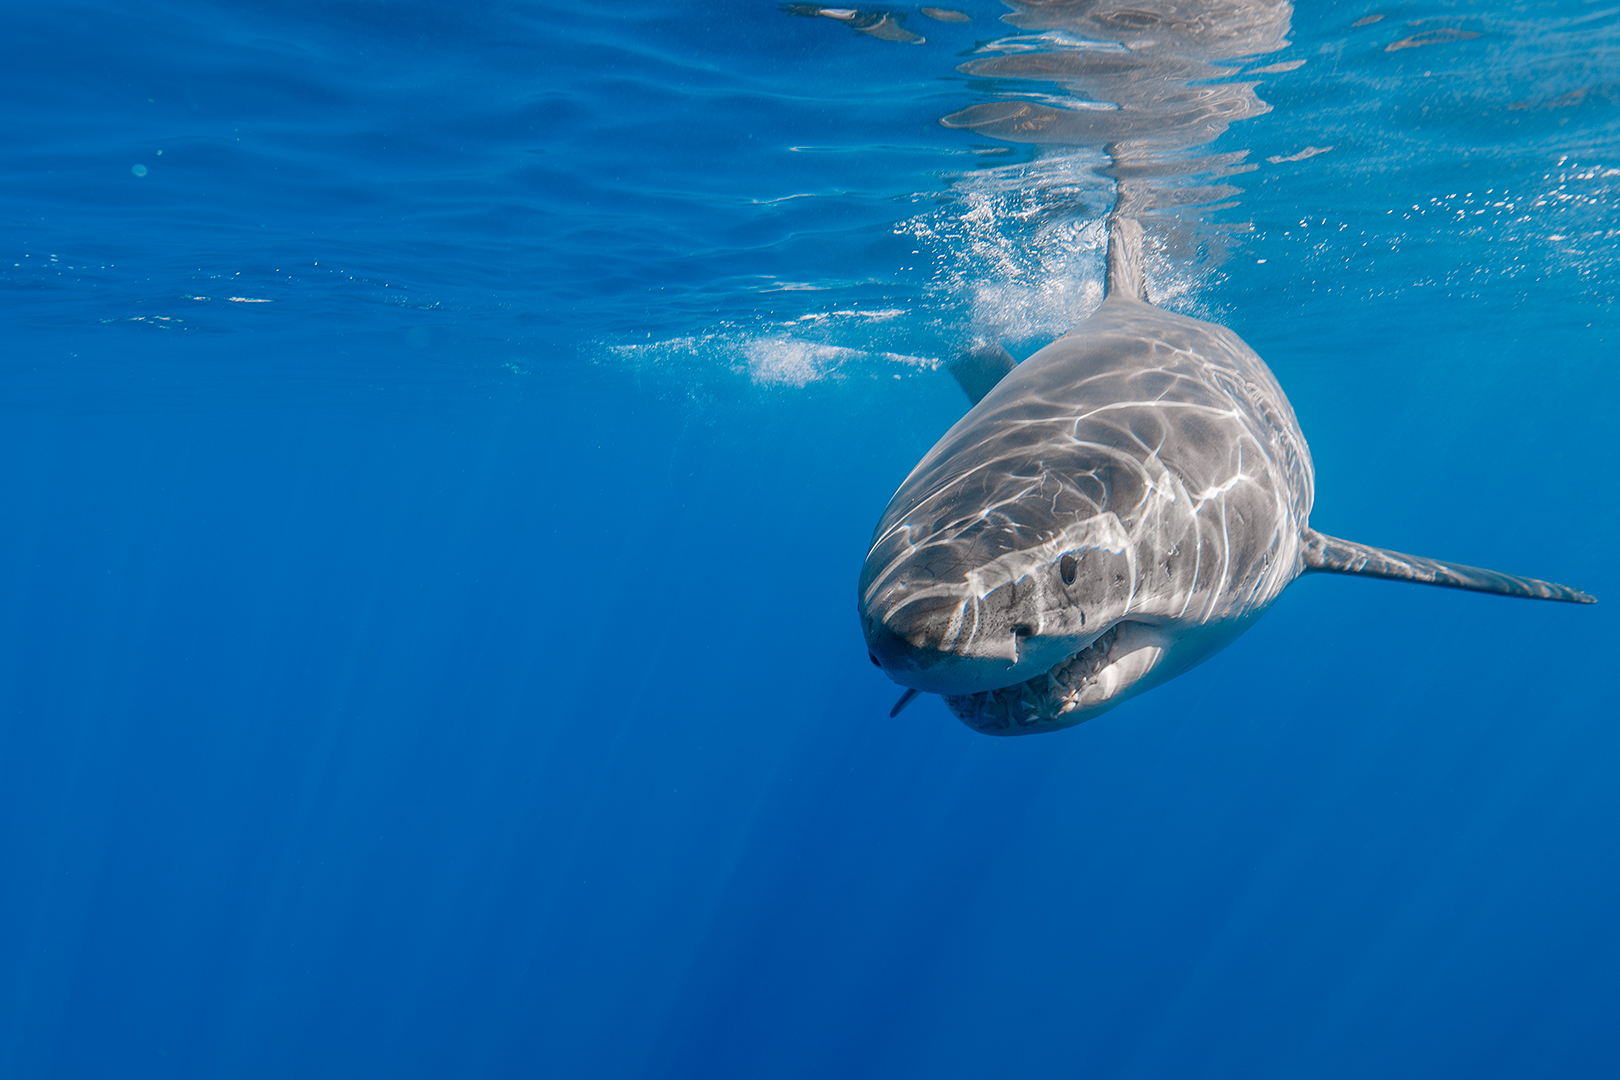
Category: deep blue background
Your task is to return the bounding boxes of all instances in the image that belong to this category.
[2,2,1617,1077]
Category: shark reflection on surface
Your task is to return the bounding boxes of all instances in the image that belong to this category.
[781,4,928,43]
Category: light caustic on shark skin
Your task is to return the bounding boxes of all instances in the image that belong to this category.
[859,217,1594,736]
[771,0,1601,734]
[846,1,1596,734]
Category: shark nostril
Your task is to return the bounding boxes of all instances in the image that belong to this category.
[1060,552,1078,585]
[1011,623,1034,638]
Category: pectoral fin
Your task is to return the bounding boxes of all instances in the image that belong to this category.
[1301,529,1594,604]
[947,343,1018,406]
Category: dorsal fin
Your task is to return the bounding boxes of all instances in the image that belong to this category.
[1301,529,1594,603]
[947,342,1018,405]
[1105,215,1150,303]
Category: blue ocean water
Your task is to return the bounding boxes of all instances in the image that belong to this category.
[2,1,1617,1076]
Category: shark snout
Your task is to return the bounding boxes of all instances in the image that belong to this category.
[861,588,1083,696]
[862,592,1003,695]
[862,617,916,674]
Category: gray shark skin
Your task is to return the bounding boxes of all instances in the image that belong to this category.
[858,217,1593,737]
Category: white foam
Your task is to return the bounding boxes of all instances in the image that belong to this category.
[744,338,863,387]
[902,152,1115,343]
[606,147,1253,393]
[609,330,940,389]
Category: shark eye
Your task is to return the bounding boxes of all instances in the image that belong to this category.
[869,651,882,667]
[1060,552,1078,585]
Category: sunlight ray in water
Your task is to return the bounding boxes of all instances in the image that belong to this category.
[0,2,1616,1077]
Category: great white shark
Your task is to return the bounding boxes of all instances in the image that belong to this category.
[858,216,1594,735]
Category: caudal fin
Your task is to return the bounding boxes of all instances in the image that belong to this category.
[1105,215,1150,303]
[1301,529,1595,604]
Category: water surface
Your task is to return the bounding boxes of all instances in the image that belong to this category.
[2,2,1617,1077]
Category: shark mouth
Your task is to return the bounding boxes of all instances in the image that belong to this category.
[942,622,1165,735]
